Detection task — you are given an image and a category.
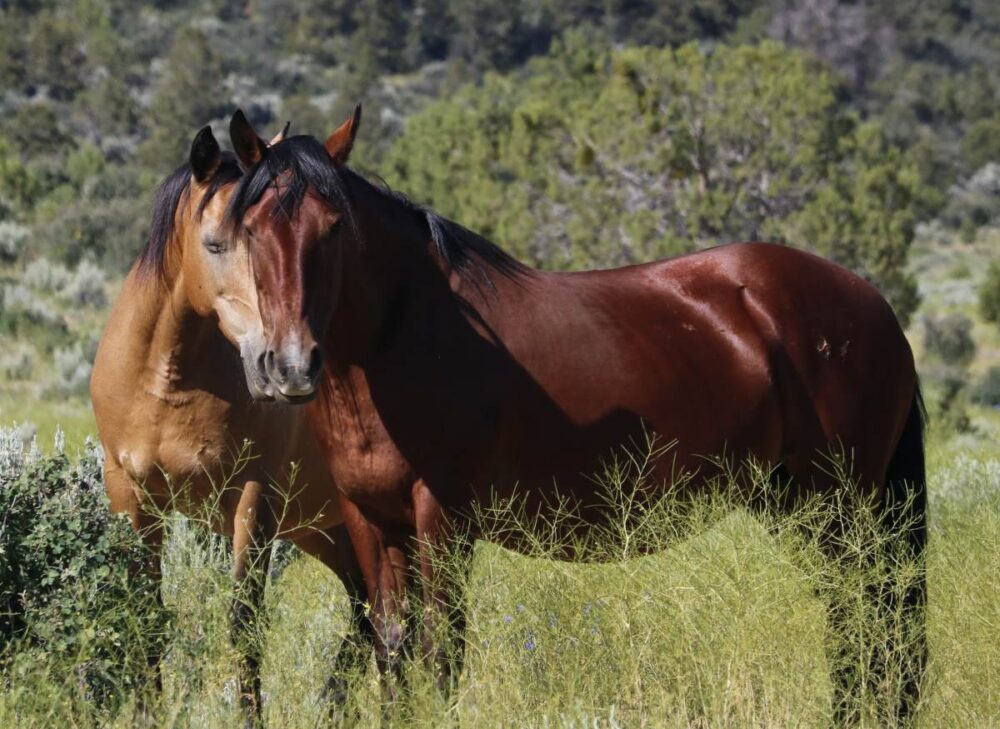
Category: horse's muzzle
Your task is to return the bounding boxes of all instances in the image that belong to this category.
[262,344,322,403]
[240,342,276,402]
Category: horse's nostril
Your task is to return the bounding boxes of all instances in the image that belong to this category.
[307,346,323,378]
[257,350,267,373]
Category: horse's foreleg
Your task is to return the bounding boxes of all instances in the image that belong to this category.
[413,481,472,695]
[339,493,411,706]
[230,481,275,729]
[104,461,165,714]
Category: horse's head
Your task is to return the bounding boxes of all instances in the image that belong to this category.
[157,125,286,400]
[225,107,361,402]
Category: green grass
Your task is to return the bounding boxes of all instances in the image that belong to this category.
[0,383,96,450]
[1,434,997,728]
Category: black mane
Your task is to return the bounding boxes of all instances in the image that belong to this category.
[225,135,354,236]
[224,135,526,289]
[138,151,242,280]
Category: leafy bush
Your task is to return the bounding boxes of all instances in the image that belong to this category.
[29,194,148,271]
[980,261,1000,326]
[923,313,976,368]
[960,115,1000,175]
[922,313,977,435]
[971,367,1000,407]
[0,428,165,707]
[940,163,1000,233]
[935,377,974,435]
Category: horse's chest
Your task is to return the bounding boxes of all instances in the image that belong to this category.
[117,394,255,495]
[327,433,413,508]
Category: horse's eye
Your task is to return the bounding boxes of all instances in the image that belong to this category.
[204,239,224,254]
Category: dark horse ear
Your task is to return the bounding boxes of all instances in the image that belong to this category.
[229,109,269,170]
[325,103,361,166]
[190,125,221,183]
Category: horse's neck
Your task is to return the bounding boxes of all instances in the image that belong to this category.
[111,269,226,397]
[326,188,432,362]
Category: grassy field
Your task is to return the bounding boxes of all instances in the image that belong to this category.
[0,423,997,728]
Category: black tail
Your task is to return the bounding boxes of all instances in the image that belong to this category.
[880,382,928,724]
[884,383,927,561]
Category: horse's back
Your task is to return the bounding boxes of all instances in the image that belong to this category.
[495,242,915,490]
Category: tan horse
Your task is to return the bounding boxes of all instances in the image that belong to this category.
[90,124,370,726]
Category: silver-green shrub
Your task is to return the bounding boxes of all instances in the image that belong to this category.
[1,284,63,327]
[23,257,71,294]
[61,259,107,307]
[49,344,92,397]
[0,343,34,380]
[0,222,29,263]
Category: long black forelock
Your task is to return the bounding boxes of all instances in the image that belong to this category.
[138,150,242,280]
[224,135,355,236]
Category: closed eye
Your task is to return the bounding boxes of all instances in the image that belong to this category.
[204,238,225,254]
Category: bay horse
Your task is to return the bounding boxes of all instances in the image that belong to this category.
[90,122,371,727]
[224,107,927,723]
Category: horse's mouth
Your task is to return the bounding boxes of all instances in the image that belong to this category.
[246,378,277,402]
[271,389,317,405]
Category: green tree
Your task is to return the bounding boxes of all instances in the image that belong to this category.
[790,123,926,325]
[922,312,977,434]
[0,11,28,91]
[25,9,86,100]
[448,0,529,70]
[980,261,1000,327]
[277,94,329,138]
[76,76,140,139]
[139,28,227,171]
[0,138,44,215]
[960,116,1000,175]
[0,103,71,158]
[66,143,106,190]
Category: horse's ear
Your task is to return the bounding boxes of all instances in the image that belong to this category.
[325,103,361,166]
[269,121,290,147]
[229,109,268,169]
[190,125,221,183]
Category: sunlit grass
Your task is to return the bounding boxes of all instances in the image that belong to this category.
[1,432,997,727]
[0,384,95,451]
